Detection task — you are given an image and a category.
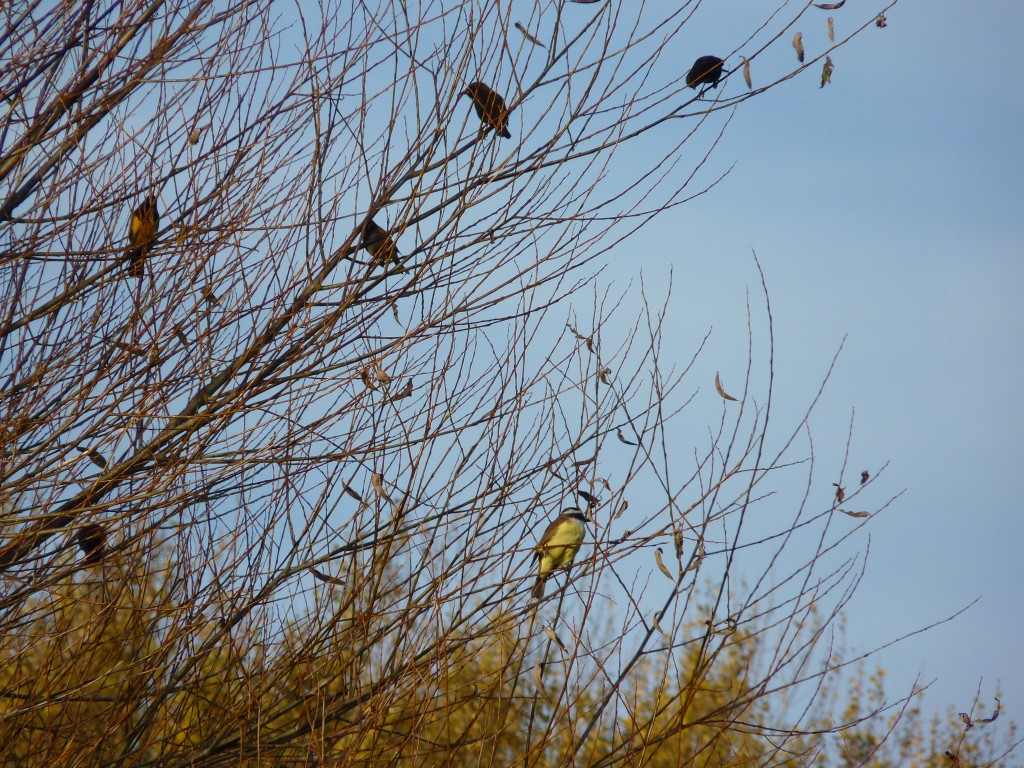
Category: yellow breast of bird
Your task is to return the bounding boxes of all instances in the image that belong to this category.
[537,517,585,574]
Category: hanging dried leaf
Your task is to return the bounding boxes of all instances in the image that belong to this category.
[652,611,670,638]
[343,484,364,502]
[202,285,219,305]
[685,543,705,572]
[812,0,844,8]
[75,445,107,469]
[370,473,392,503]
[860,470,869,485]
[613,499,628,520]
[514,21,546,48]
[820,55,834,88]
[106,338,146,357]
[875,13,887,27]
[532,663,545,692]
[673,528,684,558]
[598,367,611,384]
[577,489,599,508]
[544,626,566,651]
[827,16,835,41]
[616,428,636,446]
[978,697,1001,724]
[840,509,870,519]
[959,712,974,731]
[174,325,189,347]
[792,32,805,63]
[389,380,413,402]
[714,372,738,401]
[742,57,752,89]
[374,363,391,386]
[311,567,345,585]
[359,366,374,388]
[833,483,845,503]
[654,548,675,582]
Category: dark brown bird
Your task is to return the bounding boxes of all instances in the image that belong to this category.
[76,523,107,565]
[462,82,512,139]
[360,218,404,272]
[686,55,725,91]
[126,194,159,278]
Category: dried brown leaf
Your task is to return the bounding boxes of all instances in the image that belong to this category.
[370,473,392,503]
[390,380,413,402]
[616,428,636,446]
[978,697,1001,724]
[76,446,107,469]
[793,31,805,63]
[544,626,566,651]
[820,55,834,88]
[654,548,675,582]
[514,21,546,48]
[311,567,345,585]
[714,372,738,401]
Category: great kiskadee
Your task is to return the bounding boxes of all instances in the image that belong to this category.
[532,506,590,600]
[126,194,159,278]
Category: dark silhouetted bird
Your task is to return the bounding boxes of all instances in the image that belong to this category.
[462,82,512,139]
[686,55,725,91]
[76,523,107,565]
[126,195,159,278]
[532,506,590,600]
[360,218,405,272]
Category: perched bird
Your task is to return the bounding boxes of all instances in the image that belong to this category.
[360,218,404,272]
[462,82,512,139]
[75,523,107,565]
[686,55,725,91]
[532,506,590,600]
[126,194,159,278]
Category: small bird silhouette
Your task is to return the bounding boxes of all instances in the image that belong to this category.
[126,195,159,278]
[686,55,725,91]
[360,218,404,272]
[76,523,107,565]
[462,82,512,139]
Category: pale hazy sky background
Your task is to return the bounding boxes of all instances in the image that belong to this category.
[597,0,1023,724]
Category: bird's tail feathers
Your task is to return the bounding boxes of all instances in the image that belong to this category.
[531,577,546,601]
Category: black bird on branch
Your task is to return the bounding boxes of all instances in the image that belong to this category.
[686,55,725,93]
[462,82,512,139]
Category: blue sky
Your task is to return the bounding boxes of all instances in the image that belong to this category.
[601,0,1024,723]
